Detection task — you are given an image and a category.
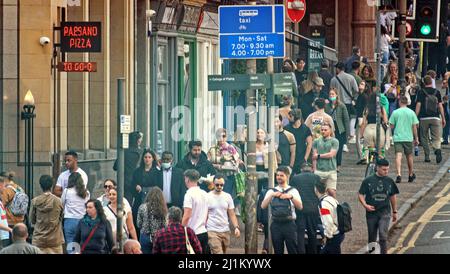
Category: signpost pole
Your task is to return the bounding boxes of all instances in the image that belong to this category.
[398,0,407,91]
[266,56,275,254]
[244,0,258,255]
[116,78,125,252]
[376,4,382,159]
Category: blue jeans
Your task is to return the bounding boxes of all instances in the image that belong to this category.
[321,232,345,254]
[140,232,153,254]
[64,218,81,244]
[382,51,389,64]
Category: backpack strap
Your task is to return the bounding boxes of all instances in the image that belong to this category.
[336,76,355,101]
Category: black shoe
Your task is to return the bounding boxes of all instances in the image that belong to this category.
[436,149,442,164]
[408,173,416,183]
[425,157,431,163]
[396,176,402,184]
[356,159,367,165]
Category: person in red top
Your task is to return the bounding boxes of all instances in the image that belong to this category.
[152,206,202,254]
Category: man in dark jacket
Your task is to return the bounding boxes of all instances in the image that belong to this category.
[114,131,143,202]
[176,140,216,191]
[318,60,333,98]
[290,163,322,254]
[344,46,368,73]
[157,151,187,208]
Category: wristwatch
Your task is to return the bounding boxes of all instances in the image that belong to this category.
[393,211,398,214]
[317,154,321,160]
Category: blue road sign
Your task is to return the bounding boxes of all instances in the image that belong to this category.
[219,5,285,59]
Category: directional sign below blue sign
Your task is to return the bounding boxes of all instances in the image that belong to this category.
[219,5,285,59]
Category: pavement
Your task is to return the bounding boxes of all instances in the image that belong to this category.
[227,141,450,254]
[387,172,450,254]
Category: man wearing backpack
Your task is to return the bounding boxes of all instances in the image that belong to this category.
[290,163,321,254]
[315,179,345,254]
[415,75,446,163]
[358,159,399,254]
[0,171,26,228]
[261,166,303,254]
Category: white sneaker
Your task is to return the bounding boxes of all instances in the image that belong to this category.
[343,144,349,152]
[348,136,356,144]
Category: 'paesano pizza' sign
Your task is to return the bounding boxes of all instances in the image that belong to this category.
[61,22,101,52]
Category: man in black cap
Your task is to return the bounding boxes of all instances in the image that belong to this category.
[358,159,399,254]
[318,59,333,98]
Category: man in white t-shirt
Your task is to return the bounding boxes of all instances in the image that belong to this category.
[206,174,240,254]
[54,151,88,197]
[182,169,209,254]
[261,166,303,254]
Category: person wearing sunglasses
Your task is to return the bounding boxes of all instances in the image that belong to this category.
[206,174,240,254]
[97,179,131,210]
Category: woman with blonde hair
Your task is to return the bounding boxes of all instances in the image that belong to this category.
[301,71,319,96]
[137,187,168,254]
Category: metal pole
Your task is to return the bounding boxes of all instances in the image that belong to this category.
[31,114,34,199]
[398,0,407,91]
[244,0,258,255]
[116,78,125,252]
[266,56,275,254]
[376,7,382,158]
[25,115,30,197]
[422,42,429,78]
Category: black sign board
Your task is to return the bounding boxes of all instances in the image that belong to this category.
[60,22,102,52]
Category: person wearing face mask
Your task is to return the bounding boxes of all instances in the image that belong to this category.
[326,88,350,173]
[156,151,187,208]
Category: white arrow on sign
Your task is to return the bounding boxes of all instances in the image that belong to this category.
[433,231,450,239]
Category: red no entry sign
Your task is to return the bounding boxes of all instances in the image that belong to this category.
[286,0,306,23]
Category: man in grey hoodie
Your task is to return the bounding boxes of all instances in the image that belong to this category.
[29,175,65,254]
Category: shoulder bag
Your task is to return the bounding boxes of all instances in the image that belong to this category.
[336,76,356,105]
[80,223,100,254]
[184,227,196,254]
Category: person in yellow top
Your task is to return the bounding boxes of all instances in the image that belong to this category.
[0,171,25,227]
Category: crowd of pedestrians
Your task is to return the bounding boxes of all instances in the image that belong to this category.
[1,41,450,255]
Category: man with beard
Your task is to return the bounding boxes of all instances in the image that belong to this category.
[176,140,217,191]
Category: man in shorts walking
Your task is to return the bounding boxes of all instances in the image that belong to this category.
[389,96,419,183]
[312,123,339,198]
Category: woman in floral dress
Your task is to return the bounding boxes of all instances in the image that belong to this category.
[208,128,243,208]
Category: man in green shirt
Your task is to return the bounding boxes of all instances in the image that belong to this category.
[389,96,419,183]
[312,123,339,198]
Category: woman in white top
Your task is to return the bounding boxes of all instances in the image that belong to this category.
[104,188,137,245]
[62,172,90,244]
[97,179,131,209]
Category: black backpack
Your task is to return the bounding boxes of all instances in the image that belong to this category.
[270,187,294,222]
[337,202,352,233]
[321,198,352,233]
[424,89,439,116]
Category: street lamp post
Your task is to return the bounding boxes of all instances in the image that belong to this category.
[21,90,36,200]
